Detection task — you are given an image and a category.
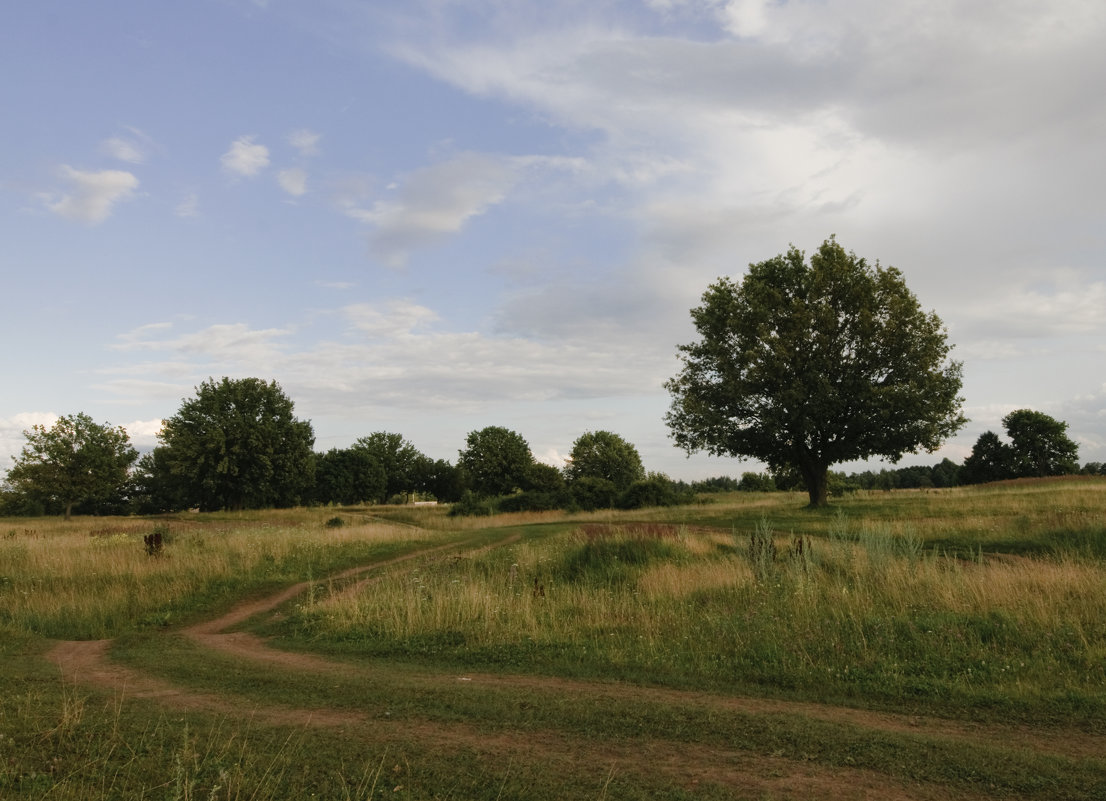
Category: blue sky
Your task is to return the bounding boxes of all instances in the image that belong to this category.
[3,0,1105,480]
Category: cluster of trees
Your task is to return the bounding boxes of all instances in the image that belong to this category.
[4,237,1096,517]
[833,410,1083,492]
[693,406,1086,496]
[450,427,693,516]
[960,409,1080,484]
[0,378,691,518]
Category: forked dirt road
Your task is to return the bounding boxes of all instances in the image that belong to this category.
[47,538,1104,800]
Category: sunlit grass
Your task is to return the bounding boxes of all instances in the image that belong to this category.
[5,480,1106,799]
[0,511,436,639]
[289,494,1106,718]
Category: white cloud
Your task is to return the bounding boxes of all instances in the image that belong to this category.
[47,166,139,224]
[221,135,270,177]
[343,152,519,267]
[534,446,569,469]
[952,277,1106,340]
[112,322,293,362]
[101,134,148,164]
[343,300,439,337]
[122,418,163,448]
[720,0,770,38]
[175,192,200,218]
[0,412,59,476]
[288,128,321,156]
[113,322,175,350]
[97,298,671,422]
[278,167,308,196]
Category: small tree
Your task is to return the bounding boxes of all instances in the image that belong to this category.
[961,411,1079,485]
[665,237,966,507]
[960,431,1014,485]
[457,426,533,497]
[6,413,138,520]
[565,431,646,492]
[131,447,191,514]
[158,377,315,511]
[314,448,386,506]
[352,432,428,502]
[413,457,464,503]
[930,458,961,488]
[1003,409,1079,478]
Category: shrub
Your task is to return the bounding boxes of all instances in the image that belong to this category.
[448,490,495,517]
[737,472,776,492]
[497,490,568,513]
[569,477,618,511]
[557,531,677,584]
[617,474,694,509]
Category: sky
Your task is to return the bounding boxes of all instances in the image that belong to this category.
[2,0,1105,482]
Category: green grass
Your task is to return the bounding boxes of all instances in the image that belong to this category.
[267,517,1106,727]
[102,632,1106,800]
[0,511,469,639]
[4,480,1106,799]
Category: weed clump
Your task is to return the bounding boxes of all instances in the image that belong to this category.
[749,517,776,582]
[143,524,168,557]
[557,525,679,584]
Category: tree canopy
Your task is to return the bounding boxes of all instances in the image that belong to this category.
[352,432,430,502]
[961,410,1079,484]
[314,447,385,506]
[158,377,315,511]
[665,236,966,506]
[1004,409,1079,478]
[960,430,1015,485]
[457,426,533,497]
[6,413,138,520]
[565,431,646,491]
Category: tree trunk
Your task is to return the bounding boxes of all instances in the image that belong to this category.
[64,501,74,521]
[801,464,829,508]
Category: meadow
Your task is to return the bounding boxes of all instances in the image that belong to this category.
[3,479,1105,799]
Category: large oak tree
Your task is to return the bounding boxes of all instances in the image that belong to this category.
[665,237,966,506]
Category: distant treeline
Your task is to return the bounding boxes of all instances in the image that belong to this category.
[693,458,1106,498]
[1,376,1096,518]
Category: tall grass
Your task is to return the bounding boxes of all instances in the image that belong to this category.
[0,512,435,639]
[289,508,1106,720]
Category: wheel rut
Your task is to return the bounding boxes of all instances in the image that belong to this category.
[46,533,1102,800]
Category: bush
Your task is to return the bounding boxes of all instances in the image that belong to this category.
[497,490,569,513]
[0,490,45,517]
[448,491,495,517]
[569,477,618,511]
[737,472,776,492]
[617,474,694,509]
[690,475,742,493]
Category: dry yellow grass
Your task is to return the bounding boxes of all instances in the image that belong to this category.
[0,513,430,638]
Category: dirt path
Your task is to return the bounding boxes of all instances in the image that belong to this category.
[46,536,1102,800]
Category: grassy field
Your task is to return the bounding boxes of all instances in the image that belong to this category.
[3,479,1106,799]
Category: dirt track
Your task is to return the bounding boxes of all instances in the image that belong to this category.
[47,538,1105,800]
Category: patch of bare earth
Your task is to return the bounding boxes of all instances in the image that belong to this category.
[45,536,1099,800]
